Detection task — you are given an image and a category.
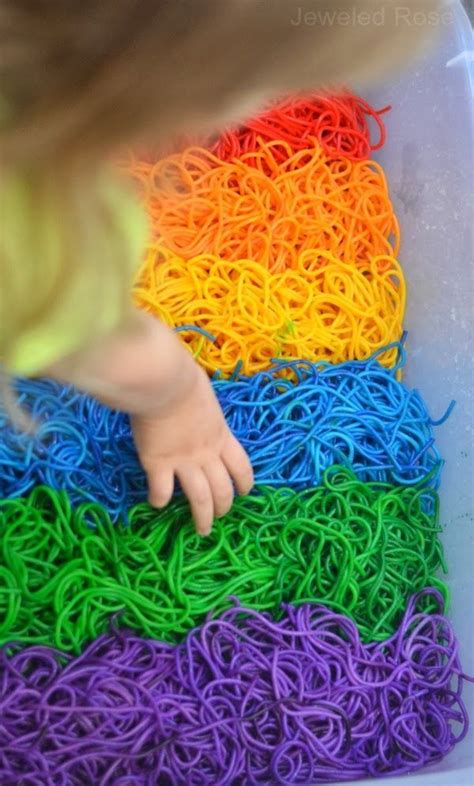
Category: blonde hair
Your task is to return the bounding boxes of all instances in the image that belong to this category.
[0,0,441,367]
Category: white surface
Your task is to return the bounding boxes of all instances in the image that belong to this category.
[352,2,474,785]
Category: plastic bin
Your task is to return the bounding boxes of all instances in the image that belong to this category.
[358,2,474,785]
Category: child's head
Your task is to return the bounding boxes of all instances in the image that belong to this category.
[1,0,442,165]
[0,0,442,378]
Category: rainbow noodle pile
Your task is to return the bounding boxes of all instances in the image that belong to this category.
[1,86,469,784]
[0,347,451,519]
[129,144,399,273]
[0,591,470,786]
[134,247,405,375]
[0,469,447,650]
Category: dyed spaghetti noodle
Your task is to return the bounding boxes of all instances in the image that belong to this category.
[0,468,447,651]
[134,245,405,375]
[0,375,143,519]
[128,143,399,272]
[210,91,389,164]
[0,591,469,785]
[0,348,448,519]
[216,348,451,491]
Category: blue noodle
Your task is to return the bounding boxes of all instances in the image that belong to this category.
[0,344,452,520]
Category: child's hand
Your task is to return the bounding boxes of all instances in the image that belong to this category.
[47,312,253,534]
[131,365,253,535]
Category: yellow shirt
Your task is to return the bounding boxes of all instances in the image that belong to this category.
[1,167,147,374]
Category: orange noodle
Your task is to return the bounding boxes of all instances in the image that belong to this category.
[127,144,400,274]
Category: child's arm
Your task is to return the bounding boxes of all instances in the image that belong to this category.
[47,311,253,535]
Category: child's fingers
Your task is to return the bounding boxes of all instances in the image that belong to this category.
[177,465,214,536]
[203,460,234,518]
[147,464,174,509]
[221,436,254,496]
